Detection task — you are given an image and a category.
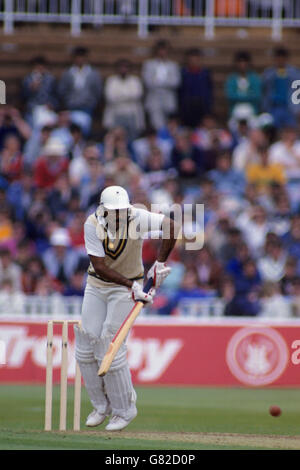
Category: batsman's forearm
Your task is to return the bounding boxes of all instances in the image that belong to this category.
[89,256,133,288]
[99,265,133,288]
[157,218,178,262]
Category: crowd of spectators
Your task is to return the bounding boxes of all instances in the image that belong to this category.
[1,40,300,318]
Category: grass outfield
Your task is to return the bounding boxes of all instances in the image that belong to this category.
[0,385,300,450]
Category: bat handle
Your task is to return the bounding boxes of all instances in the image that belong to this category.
[143,277,154,293]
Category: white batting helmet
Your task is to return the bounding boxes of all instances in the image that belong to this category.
[99,186,130,210]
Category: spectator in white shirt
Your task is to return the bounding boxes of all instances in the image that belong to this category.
[232,127,269,172]
[259,281,291,318]
[0,279,25,314]
[0,248,22,292]
[103,59,145,140]
[142,40,181,130]
[269,126,300,178]
[258,239,287,282]
[236,205,270,256]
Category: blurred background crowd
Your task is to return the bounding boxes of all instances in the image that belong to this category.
[1,39,300,317]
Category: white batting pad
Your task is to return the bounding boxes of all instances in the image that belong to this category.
[74,326,111,416]
[103,364,137,421]
[94,335,127,371]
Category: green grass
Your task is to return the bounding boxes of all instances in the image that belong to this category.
[0,385,300,450]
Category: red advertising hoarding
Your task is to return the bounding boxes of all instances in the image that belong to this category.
[0,317,300,387]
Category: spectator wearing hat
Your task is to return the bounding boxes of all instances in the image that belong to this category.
[179,48,213,128]
[262,48,300,128]
[34,137,69,189]
[225,51,261,116]
[103,59,145,140]
[142,40,181,130]
[42,228,80,286]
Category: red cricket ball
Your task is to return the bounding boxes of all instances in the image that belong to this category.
[269,405,282,417]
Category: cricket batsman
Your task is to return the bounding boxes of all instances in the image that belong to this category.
[74,185,177,431]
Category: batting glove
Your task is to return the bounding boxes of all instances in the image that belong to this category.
[130,281,156,304]
[147,261,171,288]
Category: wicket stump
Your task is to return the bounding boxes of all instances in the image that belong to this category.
[45,320,81,431]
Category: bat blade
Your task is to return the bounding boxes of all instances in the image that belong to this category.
[98,301,144,376]
[98,277,153,377]
[98,342,115,377]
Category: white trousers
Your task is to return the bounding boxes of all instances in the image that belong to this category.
[81,283,135,338]
[77,282,137,421]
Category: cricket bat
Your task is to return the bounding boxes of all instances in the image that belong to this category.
[98,278,154,377]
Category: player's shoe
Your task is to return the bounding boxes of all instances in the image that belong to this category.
[105,410,137,431]
[85,410,108,427]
